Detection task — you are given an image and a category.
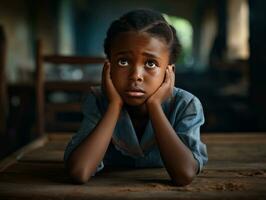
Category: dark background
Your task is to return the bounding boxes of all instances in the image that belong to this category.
[0,0,266,159]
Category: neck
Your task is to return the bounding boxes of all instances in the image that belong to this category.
[125,104,148,118]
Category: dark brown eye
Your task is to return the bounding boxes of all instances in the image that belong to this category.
[145,60,157,69]
[118,58,129,67]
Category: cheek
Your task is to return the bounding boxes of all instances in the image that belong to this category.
[146,69,166,90]
[152,68,166,82]
[110,68,126,90]
[158,69,166,81]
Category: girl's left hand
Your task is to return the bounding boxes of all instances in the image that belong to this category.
[146,65,175,106]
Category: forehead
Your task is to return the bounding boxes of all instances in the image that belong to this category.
[110,31,169,59]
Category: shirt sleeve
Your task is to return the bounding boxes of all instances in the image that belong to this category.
[173,96,208,174]
[63,91,104,176]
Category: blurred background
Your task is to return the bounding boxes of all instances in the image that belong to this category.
[0,0,266,159]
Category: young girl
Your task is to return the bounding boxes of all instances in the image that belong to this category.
[64,9,208,186]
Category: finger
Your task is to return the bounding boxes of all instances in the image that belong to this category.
[164,66,171,85]
[106,62,113,85]
[172,70,175,88]
[172,65,175,72]
[169,65,175,87]
[160,68,169,91]
[102,61,110,92]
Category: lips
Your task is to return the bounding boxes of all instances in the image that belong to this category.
[125,87,145,97]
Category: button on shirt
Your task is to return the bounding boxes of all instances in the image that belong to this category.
[64,86,208,175]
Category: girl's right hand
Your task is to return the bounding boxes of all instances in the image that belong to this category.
[102,61,123,108]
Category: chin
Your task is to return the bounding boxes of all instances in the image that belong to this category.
[123,97,146,106]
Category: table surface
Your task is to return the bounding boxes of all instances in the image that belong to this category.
[0,133,266,200]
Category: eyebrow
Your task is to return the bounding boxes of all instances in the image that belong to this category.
[114,51,160,59]
[142,52,160,59]
[114,51,131,56]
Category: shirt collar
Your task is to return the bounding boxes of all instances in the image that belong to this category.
[112,107,156,158]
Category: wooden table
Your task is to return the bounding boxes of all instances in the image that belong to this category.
[0,133,266,199]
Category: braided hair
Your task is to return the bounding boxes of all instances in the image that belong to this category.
[104,9,181,64]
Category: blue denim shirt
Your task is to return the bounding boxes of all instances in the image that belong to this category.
[64,86,208,175]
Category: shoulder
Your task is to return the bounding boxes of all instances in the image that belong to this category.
[82,86,108,113]
[83,86,107,102]
[171,87,202,109]
[89,85,103,96]
[172,87,195,102]
[163,87,204,121]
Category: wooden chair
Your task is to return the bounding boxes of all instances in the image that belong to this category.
[35,39,105,136]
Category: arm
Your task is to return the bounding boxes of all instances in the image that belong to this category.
[66,62,123,184]
[146,66,198,186]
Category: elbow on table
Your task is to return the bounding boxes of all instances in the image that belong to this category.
[68,167,92,184]
[171,171,195,186]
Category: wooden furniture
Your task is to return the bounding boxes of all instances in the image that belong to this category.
[35,40,105,136]
[0,133,265,199]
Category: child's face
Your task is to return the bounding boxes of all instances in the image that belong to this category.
[109,31,170,106]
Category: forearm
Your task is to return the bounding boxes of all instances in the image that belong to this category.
[67,103,121,183]
[147,101,197,186]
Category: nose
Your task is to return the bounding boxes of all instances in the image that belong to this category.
[129,66,144,82]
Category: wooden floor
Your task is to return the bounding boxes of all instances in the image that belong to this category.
[0,133,266,199]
